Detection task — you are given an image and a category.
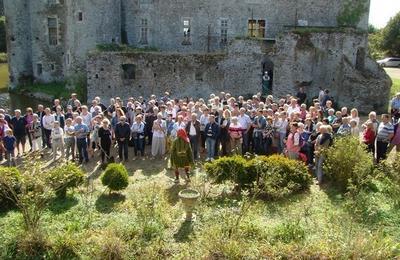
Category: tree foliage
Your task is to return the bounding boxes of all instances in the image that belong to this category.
[381,12,400,57]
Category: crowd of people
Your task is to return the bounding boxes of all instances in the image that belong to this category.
[0,89,399,184]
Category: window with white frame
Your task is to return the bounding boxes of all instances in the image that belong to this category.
[221,19,228,43]
[182,18,191,45]
[48,17,58,45]
[140,19,148,44]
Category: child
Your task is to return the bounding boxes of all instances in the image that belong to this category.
[64,118,76,161]
[3,129,16,167]
[362,121,376,154]
[29,114,42,152]
[51,121,64,161]
[350,119,360,138]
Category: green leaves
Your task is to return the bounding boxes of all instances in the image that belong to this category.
[101,163,129,192]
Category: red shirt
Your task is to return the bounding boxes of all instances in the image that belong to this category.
[363,128,375,144]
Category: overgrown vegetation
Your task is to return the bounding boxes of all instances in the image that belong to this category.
[0,149,399,258]
[336,0,368,27]
[96,44,159,53]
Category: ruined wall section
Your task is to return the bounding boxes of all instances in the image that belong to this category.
[272,31,390,113]
[4,0,32,86]
[29,1,66,83]
[86,40,266,103]
[65,0,122,78]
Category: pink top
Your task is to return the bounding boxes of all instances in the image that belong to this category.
[391,126,400,145]
[286,132,300,153]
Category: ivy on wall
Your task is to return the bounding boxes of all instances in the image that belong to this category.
[337,0,368,27]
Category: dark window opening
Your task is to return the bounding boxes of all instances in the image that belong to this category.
[122,64,136,80]
[221,19,228,43]
[248,19,265,38]
[37,63,43,76]
[195,72,203,81]
[78,12,83,21]
[50,64,55,71]
[356,47,365,70]
[48,17,58,45]
[95,74,99,79]
[10,36,15,42]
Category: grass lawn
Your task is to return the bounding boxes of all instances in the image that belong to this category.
[0,153,399,259]
[392,78,400,96]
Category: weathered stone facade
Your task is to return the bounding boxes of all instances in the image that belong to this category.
[4,0,391,113]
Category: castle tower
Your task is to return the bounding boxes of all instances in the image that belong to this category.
[64,0,121,77]
[4,0,32,87]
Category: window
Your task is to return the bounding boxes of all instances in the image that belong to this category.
[48,17,58,45]
[140,19,148,44]
[195,71,203,81]
[182,18,191,45]
[50,64,55,71]
[37,63,43,76]
[248,19,265,38]
[78,12,83,22]
[122,64,136,80]
[221,19,228,43]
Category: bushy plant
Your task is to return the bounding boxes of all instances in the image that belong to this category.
[0,167,21,210]
[205,156,256,188]
[272,221,305,243]
[47,163,85,199]
[323,136,374,191]
[252,155,312,199]
[101,163,129,193]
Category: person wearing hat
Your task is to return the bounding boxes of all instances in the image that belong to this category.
[170,128,194,183]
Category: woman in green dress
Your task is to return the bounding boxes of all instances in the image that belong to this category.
[171,128,194,183]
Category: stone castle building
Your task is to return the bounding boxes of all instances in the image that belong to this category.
[4,0,391,112]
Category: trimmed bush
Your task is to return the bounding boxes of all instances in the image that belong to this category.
[205,156,253,186]
[0,167,21,210]
[251,155,312,199]
[47,163,85,199]
[322,136,374,191]
[205,155,311,198]
[101,163,129,192]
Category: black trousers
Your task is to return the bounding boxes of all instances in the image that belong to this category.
[376,140,389,163]
[44,129,52,148]
[117,140,129,161]
[100,139,111,163]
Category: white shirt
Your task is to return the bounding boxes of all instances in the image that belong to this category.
[64,125,75,138]
[238,114,252,130]
[81,113,92,127]
[189,122,196,136]
[153,119,166,138]
[42,114,55,130]
[287,106,300,117]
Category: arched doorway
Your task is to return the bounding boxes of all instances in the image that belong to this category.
[261,58,273,97]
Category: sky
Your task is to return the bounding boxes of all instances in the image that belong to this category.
[369,0,400,28]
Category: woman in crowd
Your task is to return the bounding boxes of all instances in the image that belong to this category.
[98,119,112,164]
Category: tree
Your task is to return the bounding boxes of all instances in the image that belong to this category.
[381,12,400,57]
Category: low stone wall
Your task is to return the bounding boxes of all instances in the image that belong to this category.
[87,40,266,103]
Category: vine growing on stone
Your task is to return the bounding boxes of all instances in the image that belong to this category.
[337,0,368,28]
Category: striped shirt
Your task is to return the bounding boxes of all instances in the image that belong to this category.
[377,122,394,142]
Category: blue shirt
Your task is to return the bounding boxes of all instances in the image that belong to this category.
[3,136,16,151]
[74,123,89,139]
[391,97,400,110]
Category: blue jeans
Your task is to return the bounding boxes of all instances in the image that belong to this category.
[206,138,216,159]
[76,138,89,162]
[133,137,145,156]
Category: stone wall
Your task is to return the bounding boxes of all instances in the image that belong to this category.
[272,30,391,113]
[87,40,267,103]
[123,0,364,52]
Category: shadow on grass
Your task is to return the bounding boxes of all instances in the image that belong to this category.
[173,221,194,242]
[48,195,79,214]
[95,193,126,214]
[165,184,189,206]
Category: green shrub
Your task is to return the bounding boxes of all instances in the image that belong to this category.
[47,163,85,199]
[323,136,374,191]
[0,167,21,210]
[251,155,312,199]
[101,163,129,192]
[205,156,251,185]
[272,221,305,243]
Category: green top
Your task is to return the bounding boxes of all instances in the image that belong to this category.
[170,138,194,168]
